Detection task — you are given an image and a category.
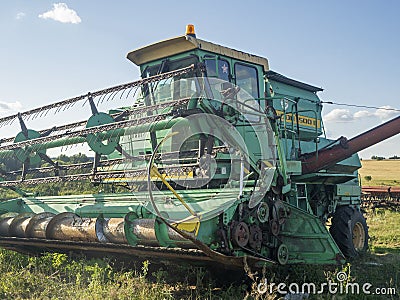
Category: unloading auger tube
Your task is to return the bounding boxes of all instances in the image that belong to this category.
[301,115,400,174]
[0,24,399,269]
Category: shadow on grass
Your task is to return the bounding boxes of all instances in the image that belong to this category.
[372,246,400,254]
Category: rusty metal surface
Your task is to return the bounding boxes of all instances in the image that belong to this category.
[0,214,18,237]
[302,115,400,174]
[8,213,35,237]
[96,218,127,244]
[0,237,213,264]
[0,236,273,269]
[45,212,98,242]
[131,219,159,246]
[362,186,400,194]
[361,186,400,209]
[25,212,56,239]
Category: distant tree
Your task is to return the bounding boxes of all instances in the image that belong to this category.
[389,155,400,160]
[57,154,70,163]
[70,153,91,164]
[371,155,385,160]
[1,157,22,172]
[364,175,372,182]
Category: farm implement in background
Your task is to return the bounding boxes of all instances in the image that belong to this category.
[362,186,400,209]
[0,25,399,269]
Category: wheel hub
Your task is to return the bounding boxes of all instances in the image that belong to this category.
[352,221,366,251]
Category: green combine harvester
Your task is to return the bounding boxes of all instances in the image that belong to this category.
[0,25,398,269]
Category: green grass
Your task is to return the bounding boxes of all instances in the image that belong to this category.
[0,250,247,300]
[368,209,400,252]
[350,209,399,299]
[0,209,398,299]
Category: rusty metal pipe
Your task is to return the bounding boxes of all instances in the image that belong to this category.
[96,218,127,244]
[45,212,98,242]
[127,218,190,247]
[0,213,19,236]
[131,219,159,246]
[302,115,400,174]
[7,213,35,237]
[25,212,56,239]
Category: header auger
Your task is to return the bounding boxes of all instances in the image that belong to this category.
[0,25,398,269]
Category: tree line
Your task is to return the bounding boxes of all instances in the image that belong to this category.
[0,153,92,172]
[370,155,400,160]
[0,153,100,199]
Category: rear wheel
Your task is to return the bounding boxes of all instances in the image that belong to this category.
[330,206,368,259]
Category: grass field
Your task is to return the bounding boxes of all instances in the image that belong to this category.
[0,208,397,299]
[359,159,400,186]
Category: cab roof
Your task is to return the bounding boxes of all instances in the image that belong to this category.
[127,35,269,72]
[266,70,323,93]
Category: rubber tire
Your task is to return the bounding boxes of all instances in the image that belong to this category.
[330,206,369,259]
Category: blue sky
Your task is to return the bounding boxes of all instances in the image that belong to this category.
[0,1,399,158]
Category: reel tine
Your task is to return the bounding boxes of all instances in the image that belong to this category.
[97,97,104,105]
[105,91,115,103]
[125,87,134,100]
[109,90,119,102]
[132,86,140,99]
[119,88,127,99]
[57,104,63,113]
[43,108,49,117]
[98,93,106,104]
[110,90,120,102]
[38,110,45,118]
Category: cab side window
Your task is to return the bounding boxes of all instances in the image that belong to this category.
[204,55,230,82]
[234,63,259,99]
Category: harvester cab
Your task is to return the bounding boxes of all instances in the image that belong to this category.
[0,25,398,269]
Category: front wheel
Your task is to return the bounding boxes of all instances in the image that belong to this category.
[330,206,369,259]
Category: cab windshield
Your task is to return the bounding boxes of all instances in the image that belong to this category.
[141,56,199,104]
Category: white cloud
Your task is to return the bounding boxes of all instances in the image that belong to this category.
[324,109,354,122]
[353,110,373,119]
[39,3,81,24]
[375,105,398,121]
[324,106,399,123]
[0,101,23,114]
[16,12,26,20]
